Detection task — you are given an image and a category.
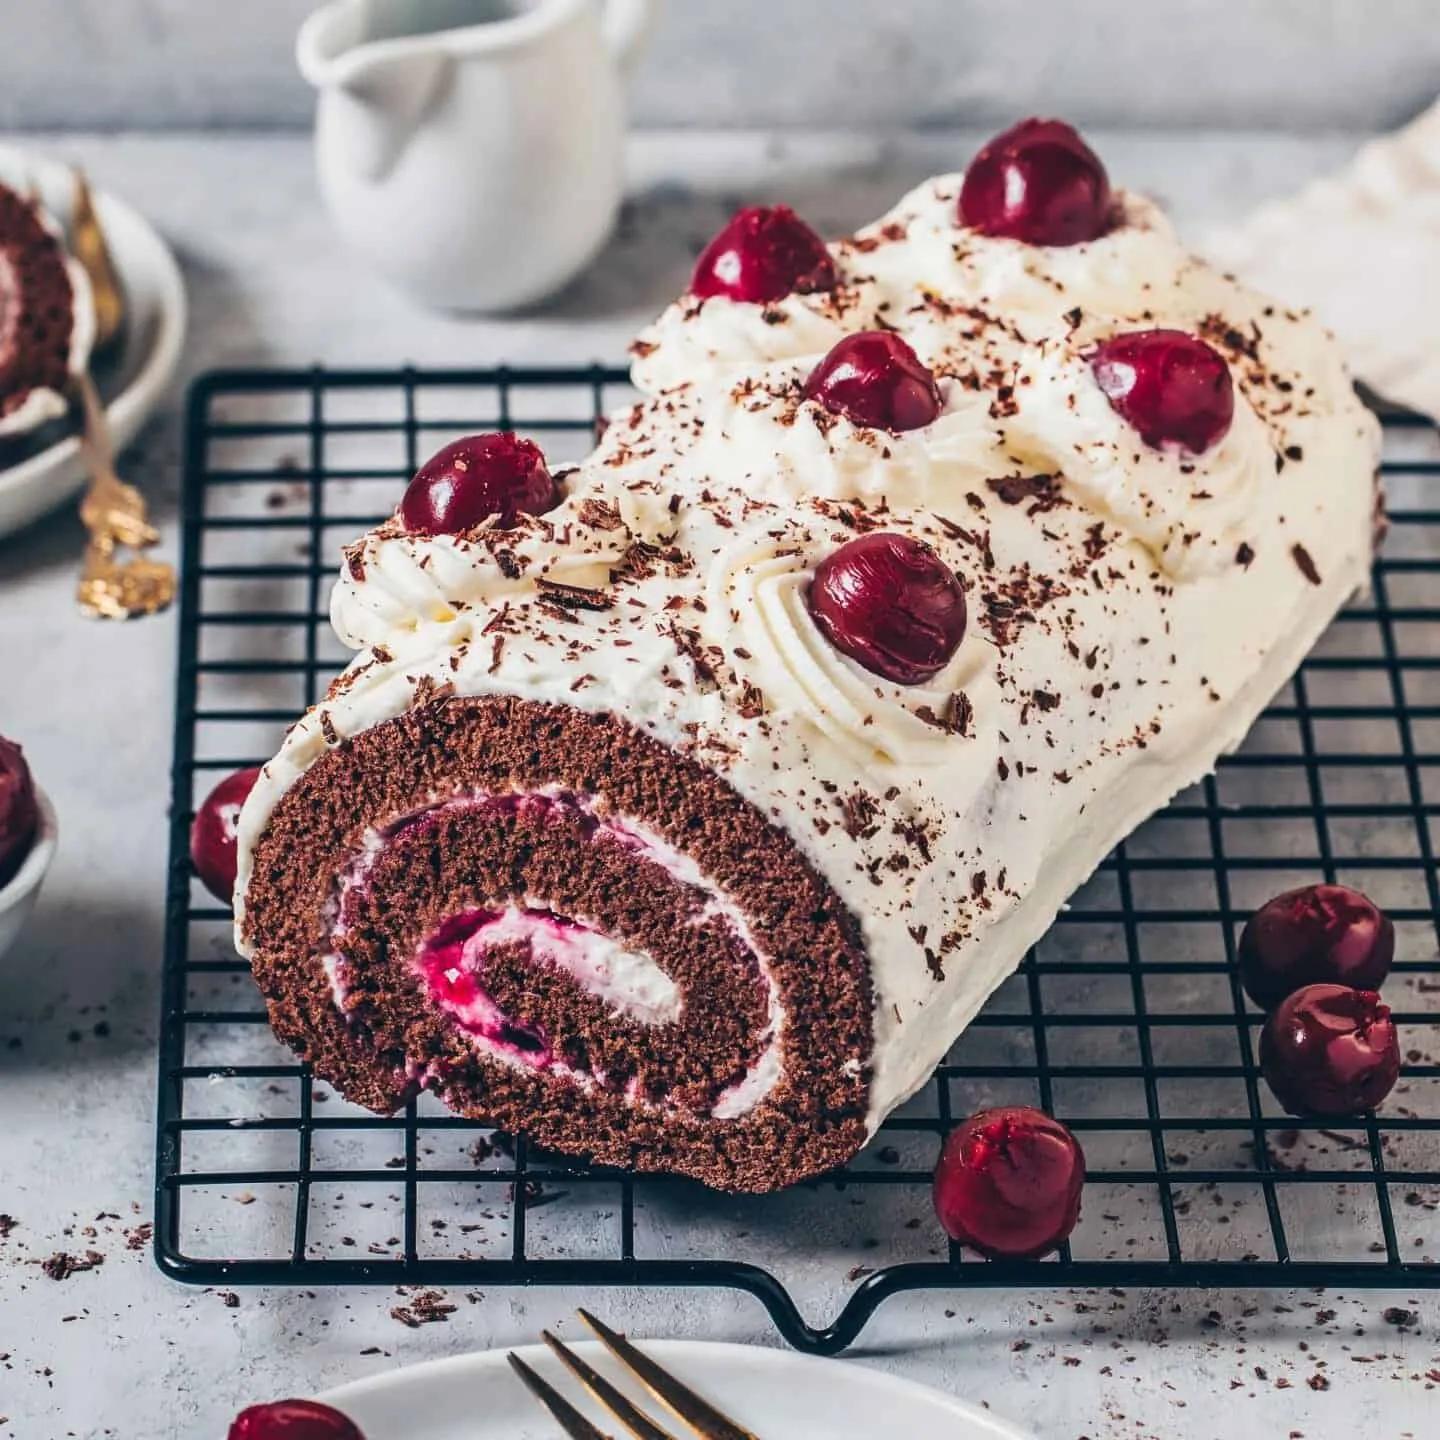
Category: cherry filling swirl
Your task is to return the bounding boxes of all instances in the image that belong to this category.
[326,792,779,1118]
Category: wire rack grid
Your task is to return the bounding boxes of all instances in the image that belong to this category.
[156,365,1440,1354]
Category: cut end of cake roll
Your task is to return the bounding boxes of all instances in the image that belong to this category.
[240,695,873,1192]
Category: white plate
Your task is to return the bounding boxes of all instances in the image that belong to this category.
[0,144,186,538]
[318,1339,1031,1439]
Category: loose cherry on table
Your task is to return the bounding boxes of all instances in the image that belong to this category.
[1260,983,1401,1117]
[1239,883,1394,1010]
[808,532,967,685]
[802,331,941,432]
[190,765,262,905]
[933,1106,1086,1260]
[958,117,1112,246]
[399,433,558,535]
[1089,329,1235,453]
[228,1399,365,1440]
[689,205,837,303]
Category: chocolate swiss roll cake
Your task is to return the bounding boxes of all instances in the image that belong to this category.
[0,178,92,437]
[235,129,1381,1192]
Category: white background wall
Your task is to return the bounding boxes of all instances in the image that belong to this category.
[4,0,1439,132]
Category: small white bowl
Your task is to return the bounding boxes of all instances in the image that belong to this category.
[0,786,58,962]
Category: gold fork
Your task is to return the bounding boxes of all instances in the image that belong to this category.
[68,167,175,619]
[508,1309,758,1440]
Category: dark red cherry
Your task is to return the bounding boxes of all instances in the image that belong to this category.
[690,205,836,303]
[399,433,557,535]
[958,118,1111,246]
[0,735,38,888]
[808,532,967,685]
[1090,329,1235,453]
[190,766,261,905]
[1261,984,1400,1117]
[934,1106,1085,1260]
[803,331,941,432]
[1239,884,1394,1010]
[228,1399,364,1440]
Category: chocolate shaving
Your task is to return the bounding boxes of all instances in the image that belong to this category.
[986,473,1067,515]
[1199,312,1261,362]
[535,578,613,611]
[411,676,457,708]
[664,620,721,687]
[916,691,973,736]
[1291,543,1321,586]
[736,680,766,719]
[578,498,624,531]
[41,1250,104,1281]
[840,791,880,840]
[390,1289,457,1328]
[619,540,661,580]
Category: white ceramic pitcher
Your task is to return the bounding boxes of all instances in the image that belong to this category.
[297,0,658,312]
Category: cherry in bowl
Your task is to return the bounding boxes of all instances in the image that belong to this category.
[808,532,967,685]
[802,331,941,432]
[1239,883,1394,1010]
[690,205,836,303]
[228,1398,364,1440]
[191,766,262,906]
[0,734,38,889]
[1260,983,1400,1117]
[933,1105,1085,1259]
[399,433,558,535]
[958,117,1111,247]
[1090,329,1234,454]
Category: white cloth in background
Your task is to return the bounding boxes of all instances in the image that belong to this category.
[1204,99,1440,420]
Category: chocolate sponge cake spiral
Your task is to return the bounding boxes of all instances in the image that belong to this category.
[242,695,871,1190]
[238,132,1381,1192]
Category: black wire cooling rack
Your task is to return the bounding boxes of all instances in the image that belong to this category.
[156,365,1440,1354]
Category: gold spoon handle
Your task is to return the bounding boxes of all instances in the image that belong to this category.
[72,372,173,619]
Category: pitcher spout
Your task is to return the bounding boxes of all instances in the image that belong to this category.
[297,0,455,182]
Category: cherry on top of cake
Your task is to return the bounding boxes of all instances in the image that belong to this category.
[807,531,967,686]
[1090,328,1236,454]
[398,432,560,536]
[802,331,941,432]
[689,204,837,304]
[958,116,1113,246]
[0,179,82,429]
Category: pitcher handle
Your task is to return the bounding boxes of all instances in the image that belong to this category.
[602,0,660,71]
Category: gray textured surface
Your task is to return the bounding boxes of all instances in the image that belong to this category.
[2,126,1439,1439]
[4,0,1440,132]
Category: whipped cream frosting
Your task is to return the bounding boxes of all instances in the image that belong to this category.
[248,173,1380,1133]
